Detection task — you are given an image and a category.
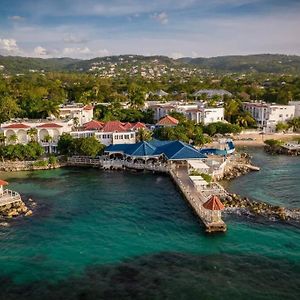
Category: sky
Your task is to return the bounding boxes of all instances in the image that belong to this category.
[0,0,300,59]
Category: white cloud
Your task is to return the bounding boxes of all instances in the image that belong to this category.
[62,47,92,57]
[95,49,110,56]
[151,12,168,25]
[8,15,25,21]
[0,38,20,54]
[63,35,87,44]
[34,46,48,56]
[170,52,184,59]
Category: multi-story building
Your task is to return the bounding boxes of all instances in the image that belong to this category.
[59,104,94,125]
[147,101,224,125]
[185,108,225,124]
[243,101,295,132]
[71,120,146,146]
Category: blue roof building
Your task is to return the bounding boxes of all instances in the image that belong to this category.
[105,140,207,160]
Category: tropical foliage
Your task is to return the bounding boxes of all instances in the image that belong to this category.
[0,141,44,161]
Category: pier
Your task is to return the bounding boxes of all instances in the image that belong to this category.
[170,165,226,233]
[0,180,22,208]
[68,156,227,233]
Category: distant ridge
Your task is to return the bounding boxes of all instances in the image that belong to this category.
[1,54,300,74]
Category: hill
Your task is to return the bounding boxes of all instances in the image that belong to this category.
[178,54,300,73]
[1,54,300,75]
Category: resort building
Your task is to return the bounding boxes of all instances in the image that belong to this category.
[0,120,74,153]
[105,140,207,160]
[71,120,146,146]
[185,107,225,124]
[58,104,94,125]
[147,101,225,124]
[243,101,295,132]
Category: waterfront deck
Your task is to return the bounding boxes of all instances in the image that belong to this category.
[0,190,22,207]
[68,156,226,233]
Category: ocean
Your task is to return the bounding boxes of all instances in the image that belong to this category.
[0,148,299,299]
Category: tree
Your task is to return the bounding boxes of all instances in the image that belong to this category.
[136,128,153,142]
[276,122,289,132]
[0,95,20,123]
[43,134,53,143]
[0,133,6,145]
[78,137,104,157]
[57,133,75,155]
[8,134,18,144]
[128,83,146,109]
[73,117,80,129]
[287,117,300,132]
[27,128,38,142]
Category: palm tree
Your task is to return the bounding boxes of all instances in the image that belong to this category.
[43,134,53,143]
[27,128,38,142]
[288,117,300,132]
[136,128,152,142]
[0,133,6,145]
[8,134,18,145]
[73,117,80,130]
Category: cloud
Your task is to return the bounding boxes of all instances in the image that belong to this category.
[63,35,87,44]
[151,12,168,25]
[0,38,20,54]
[170,52,184,59]
[8,15,25,21]
[34,46,48,56]
[61,47,109,58]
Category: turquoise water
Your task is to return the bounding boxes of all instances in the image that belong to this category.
[0,150,300,299]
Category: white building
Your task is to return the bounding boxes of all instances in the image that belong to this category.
[59,104,94,125]
[185,108,225,124]
[289,101,300,117]
[243,102,295,132]
[0,120,73,153]
[71,120,146,146]
[148,101,224,125]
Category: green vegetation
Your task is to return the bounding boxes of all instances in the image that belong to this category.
[136,128,153,142]
[200,173,213,184]
[0,141,44,161]
[154,119,240,145]
[2,54,300,75]
[33,160,48,167]
[57,134,105,157]
[48,155,57,165]
[264,139,284,148]
[275,117,300,132]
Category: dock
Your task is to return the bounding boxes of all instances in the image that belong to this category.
[170,165,226,233]
[67,156,227,233]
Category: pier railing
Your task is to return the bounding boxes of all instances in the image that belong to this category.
[68,156,169,172]
[0,189,22,206]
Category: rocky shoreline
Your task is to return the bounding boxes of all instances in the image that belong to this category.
[0,160,67,172]
[264,145,300,156]
[220,193,300,222]
[0,197,36,226]
[219,152,300,223]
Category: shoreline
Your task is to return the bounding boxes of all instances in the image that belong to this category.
[1,151,300,225]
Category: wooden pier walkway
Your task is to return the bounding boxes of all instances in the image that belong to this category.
[68,156,226,233]
[170,166,226,233]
